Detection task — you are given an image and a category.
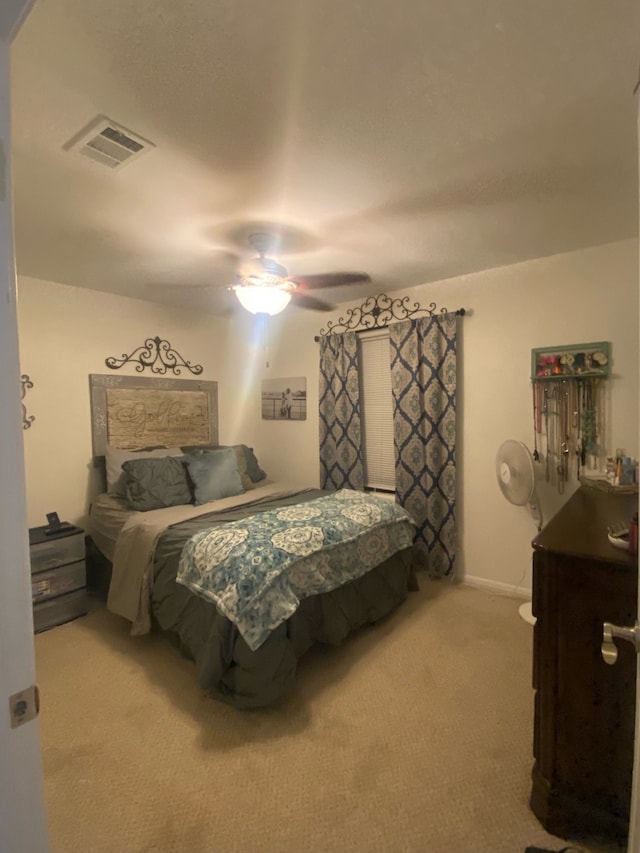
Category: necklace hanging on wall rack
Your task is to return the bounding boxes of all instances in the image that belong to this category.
[532,375,606,494]
[581,378,601,463]
[531,341,610,493]
[543,385,550,483]
[557,381,572,495]
[531,384,540,462]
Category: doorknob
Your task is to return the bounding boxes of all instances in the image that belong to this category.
[602,621,640,665]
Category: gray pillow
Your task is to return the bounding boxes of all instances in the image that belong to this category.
[105,444,184,496]
[233,446,254,491]
[238,445,266,483]
[121,457,193,511]
[183,448,244,505]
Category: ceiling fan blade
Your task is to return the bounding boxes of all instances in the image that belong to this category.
[291,291,335,312]
[291,272,371,290]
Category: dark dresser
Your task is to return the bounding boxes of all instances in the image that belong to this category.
[530,484,638,841]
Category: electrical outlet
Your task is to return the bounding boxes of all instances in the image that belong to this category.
[9,685,39,728]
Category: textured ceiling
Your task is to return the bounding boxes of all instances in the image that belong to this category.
[10,0,640,315]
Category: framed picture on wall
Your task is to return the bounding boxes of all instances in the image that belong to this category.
[531,341,610,380]
[261,377,307,421]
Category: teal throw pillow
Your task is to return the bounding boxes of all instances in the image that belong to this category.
[184,448,244,505]
[180,444,265,488]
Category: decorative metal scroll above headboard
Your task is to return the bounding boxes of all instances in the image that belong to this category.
[315,293,465,338]
[105,336,203,376]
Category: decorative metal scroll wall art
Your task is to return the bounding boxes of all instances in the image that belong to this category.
[20,374,35,430]
[531,342,610,495]
[316,293,465,337]
[105,336,203,376]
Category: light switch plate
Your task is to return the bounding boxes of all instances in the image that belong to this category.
[9,685,39,728]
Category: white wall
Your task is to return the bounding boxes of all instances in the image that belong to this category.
[219,309,322,487]
[428,237,638,596]
[224,238,639,597]
[16,238,638,591]
[17,275,229,528]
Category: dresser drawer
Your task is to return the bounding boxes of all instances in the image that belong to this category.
[31,560,86,603]
[30,532,85,574]
[33,588,88,634]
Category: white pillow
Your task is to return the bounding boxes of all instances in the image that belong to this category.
[105,445,184,496]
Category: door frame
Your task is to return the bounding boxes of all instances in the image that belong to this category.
[0,2,49,851]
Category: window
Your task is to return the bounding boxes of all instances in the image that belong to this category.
[358,330,395,492]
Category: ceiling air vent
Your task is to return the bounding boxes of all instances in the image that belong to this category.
[64,116,154,170]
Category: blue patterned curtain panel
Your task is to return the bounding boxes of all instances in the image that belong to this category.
[389,314,457,577]
[318,332,364,490]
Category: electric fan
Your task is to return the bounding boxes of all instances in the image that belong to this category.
[495,439,543,626]
[495,439,542,529]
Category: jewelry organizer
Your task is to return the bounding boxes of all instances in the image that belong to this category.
[531,342,610,494]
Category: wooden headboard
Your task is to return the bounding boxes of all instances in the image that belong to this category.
[89,373,219,458]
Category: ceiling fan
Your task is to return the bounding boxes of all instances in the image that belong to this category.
[229,231,371,315]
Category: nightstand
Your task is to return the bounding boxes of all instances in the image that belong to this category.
[29,525,88,633]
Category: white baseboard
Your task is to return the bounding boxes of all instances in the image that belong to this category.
[461,574,531,601]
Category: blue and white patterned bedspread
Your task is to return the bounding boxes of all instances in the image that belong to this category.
[176,489,416,650]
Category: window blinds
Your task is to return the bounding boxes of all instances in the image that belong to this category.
[358,330,396,491]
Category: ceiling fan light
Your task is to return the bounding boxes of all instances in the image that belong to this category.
[234,284,292,316]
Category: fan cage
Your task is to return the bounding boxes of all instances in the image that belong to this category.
[496,440,535,506]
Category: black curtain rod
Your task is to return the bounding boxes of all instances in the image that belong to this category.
[314,307,466,342]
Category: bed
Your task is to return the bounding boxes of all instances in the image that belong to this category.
[86,374,417,709]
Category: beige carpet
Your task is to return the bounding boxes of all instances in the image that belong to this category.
[34,581,622,853]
